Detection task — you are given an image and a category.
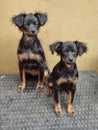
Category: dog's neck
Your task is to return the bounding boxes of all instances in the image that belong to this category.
[61,60,75,73]
[23,34,37,41]
[25,35,33,41]
[21,34,37,49]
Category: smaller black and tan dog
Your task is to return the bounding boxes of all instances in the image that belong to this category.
[47,41,87,116]
[12,13,49,92]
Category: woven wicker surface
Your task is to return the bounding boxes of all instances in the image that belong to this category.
[0,71,98,130]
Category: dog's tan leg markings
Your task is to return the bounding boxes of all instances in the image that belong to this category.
[67,91,75,116]
[47,82,53,96]
[47,88,53,96]
[36,81,43,91]
[54,92,62,116]
[48,82,53,87]
[54,101,62,116]
[43,70,49,84]
[36,75,44,91]
[18,69,26,92]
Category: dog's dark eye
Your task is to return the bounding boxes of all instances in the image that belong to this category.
[72,50,77,57]
[33,22,38,25]
[65,50,69,53]
[72,50,77,53]
[25,22,30,26]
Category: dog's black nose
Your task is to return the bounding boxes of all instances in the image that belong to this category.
[31,30,35,34]
[69,58,73,62]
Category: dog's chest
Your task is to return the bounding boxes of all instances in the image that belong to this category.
[56,76,78,91]
[56,75,78,86]
[17,49,41,62]
[17,49,42,71]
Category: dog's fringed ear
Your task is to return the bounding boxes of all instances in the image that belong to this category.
[35,13,47,26]
[74,41,87,56]
[12,14,26,28]
[50,42,63,55]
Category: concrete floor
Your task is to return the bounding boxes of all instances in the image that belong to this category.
[0,71,98,130]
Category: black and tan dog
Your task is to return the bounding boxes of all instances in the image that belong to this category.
[47,41,87,116]
[12,13,49,92]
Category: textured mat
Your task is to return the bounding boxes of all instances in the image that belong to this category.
[0,71,98,130]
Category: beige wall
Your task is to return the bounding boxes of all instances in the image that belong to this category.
[0,0,98,73]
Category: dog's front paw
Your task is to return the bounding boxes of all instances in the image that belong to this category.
[67,104,75,116]
[47,82,53,96]
[36,83,44,91]
[54,105,62,116]
[18,83,25,92]
[47,88,53,96]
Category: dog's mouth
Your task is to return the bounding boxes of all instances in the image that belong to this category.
[26,31,37,37]
[23,31,37,37]
[65,62,72,67]
[27,33,36,37]
[62,57,74,67]
[65,61,75,68]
